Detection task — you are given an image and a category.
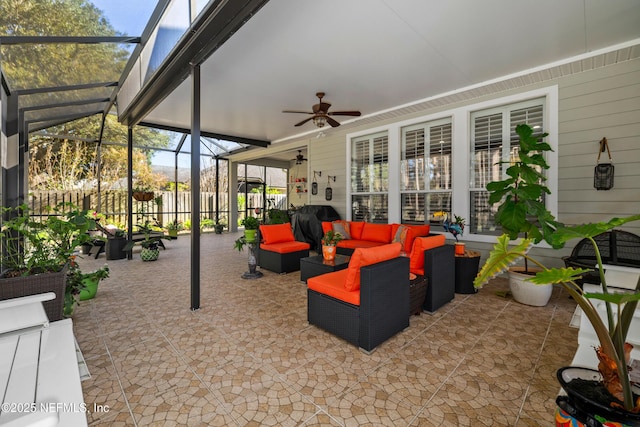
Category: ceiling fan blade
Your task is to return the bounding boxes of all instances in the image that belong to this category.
[328,111,361,116]
[283,110,313,114]
[326,117,341,127]
[294,116,315,127]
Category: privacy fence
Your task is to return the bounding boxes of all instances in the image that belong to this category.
[27,191,286,229]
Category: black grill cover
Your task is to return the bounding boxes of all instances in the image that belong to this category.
[291,205,340,251]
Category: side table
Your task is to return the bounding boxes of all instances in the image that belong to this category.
[455,249,480,294]
[409,273,427,316]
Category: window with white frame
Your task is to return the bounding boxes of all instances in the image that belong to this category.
[400,119,452,230]
[351,132,389,223]
[469,98,545,235]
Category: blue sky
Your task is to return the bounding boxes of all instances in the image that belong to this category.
[91,0,188,167]
[91,0,157,35]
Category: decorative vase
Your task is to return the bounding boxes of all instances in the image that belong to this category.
[555,367,640,426]
[79,277,100,301]
[454,242,466,256]
[141,247,160,261]
[322,245,336,261]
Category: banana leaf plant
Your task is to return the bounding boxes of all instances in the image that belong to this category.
[474,214,640,411]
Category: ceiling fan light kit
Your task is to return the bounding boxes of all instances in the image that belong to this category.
[283,92,361,128]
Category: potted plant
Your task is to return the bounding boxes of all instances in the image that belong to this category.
[214,220,225,234]
[132,183,154,202]
[321,230,343,261]
[123,220,168,261]
[443,214,466,255]
[105,228,128,260]
[241,216,260,242]
[474,213,640,423]
[165,219,183,238]
[63,256,110,316]
[0,202,96,321]
[485,123,561,306]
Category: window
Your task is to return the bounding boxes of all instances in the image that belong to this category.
[350,132,388,222]
[469,99,545,234]
[400,119,452,229]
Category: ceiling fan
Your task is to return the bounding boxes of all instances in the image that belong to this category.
[292,150,307,164]
[283,92,361,128]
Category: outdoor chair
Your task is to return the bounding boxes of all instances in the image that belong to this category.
[563,230,640,286]
[258,224,310,273]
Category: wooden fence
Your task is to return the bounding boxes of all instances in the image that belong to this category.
[27,191,286,229]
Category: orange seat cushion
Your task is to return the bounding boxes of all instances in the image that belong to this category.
[336,240,382,250]
[344,242,402,291]
[259,224,295,244]
[260,241,310,253]
[308,270,359,305]
[409,235,446,274]
[361,223,392,244]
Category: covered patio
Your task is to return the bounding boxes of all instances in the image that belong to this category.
[74,232,577,426]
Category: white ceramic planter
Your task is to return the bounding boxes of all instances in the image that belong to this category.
[508,267,553,307]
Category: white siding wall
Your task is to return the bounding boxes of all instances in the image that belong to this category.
[557,59,640,235]
[258,58,640,267]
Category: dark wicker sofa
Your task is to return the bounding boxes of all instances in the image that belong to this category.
[307,256,409,353]
[563,229,640,285]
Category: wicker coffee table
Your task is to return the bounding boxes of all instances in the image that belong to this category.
[300,254,350,282]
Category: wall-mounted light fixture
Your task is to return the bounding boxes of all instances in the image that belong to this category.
[312,171,322,195]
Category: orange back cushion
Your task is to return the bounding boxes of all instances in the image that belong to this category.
[344,243,402,291]
[349,222,365,239]
[361,223,392,243]
[259,223,295,244]
[321,222,333,234]
[405,224,431,254]
[409,235,446,272]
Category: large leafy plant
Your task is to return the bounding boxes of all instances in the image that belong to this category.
[1,203,96,276]
[474,214,640,411]
[487,123,561,246]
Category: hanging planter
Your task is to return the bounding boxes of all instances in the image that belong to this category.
[133,191,155,201]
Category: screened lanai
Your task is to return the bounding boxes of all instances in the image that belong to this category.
[3,0,640,312]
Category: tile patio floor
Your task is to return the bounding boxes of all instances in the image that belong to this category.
[73,232,578,426]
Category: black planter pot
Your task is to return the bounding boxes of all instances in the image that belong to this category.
[106,237,128,260]
[556,367,640,426]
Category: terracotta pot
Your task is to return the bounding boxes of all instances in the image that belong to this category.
[322,245,336,261]
[454,242,466,256]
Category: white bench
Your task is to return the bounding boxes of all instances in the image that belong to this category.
[0,293,87,427]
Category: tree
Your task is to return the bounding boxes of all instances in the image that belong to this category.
[1,0,172,191]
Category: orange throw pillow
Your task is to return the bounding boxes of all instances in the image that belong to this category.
[259,223,295,244]
[409,235,446,272]
[344,243,402,291]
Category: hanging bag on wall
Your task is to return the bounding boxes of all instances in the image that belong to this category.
[594,137,614,191]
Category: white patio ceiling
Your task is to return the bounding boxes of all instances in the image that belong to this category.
[139,0,640,158]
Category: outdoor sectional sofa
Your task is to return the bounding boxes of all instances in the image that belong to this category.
[321,221,432,256]
[321,220,455,313]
